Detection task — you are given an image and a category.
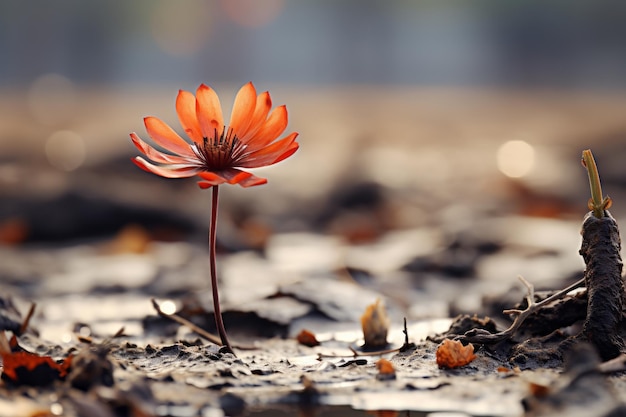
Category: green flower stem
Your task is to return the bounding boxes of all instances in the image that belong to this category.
[209,185,234,354]
[582,149,611,218]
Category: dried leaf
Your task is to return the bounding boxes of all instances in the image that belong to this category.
[296,329,320,347]
[435,339,476,369]
[361,298,390,348]
[375,358,396,380]
[1,350,73,386]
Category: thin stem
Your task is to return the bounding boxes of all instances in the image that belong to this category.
[209,185,234,354]
[582,149,611,218]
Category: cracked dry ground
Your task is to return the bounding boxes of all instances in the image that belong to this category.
[3,89,626,416]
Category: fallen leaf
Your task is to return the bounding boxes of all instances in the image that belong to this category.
[436,339,476,369]
[361,298,390,348]
[375,358,396,380]
[296,329,320,347]
[1,350,73,387]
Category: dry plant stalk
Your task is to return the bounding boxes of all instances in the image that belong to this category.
[579,149,624,360]
[447,150,626,363]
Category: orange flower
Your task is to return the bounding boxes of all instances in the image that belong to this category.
[131,82,299,187]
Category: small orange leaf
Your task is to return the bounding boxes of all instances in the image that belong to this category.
[436,339,476,369]
[296,329,320,347]
[375,358,396,379]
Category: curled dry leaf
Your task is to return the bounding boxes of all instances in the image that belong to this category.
[375,358,396,380]
[361,298,390,348]
[296,329,320,347]
[435,338,477,369]
[1,350,73,387]
[1,331,73,387]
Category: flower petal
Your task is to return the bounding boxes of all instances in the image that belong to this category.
[239,91,272,143]
[197,171,228,188]
[197,168,267,188]
[196,84,224,139]
[229,82,257,139]
[269,142,299,166]
[176,90,203,143]
[246,105,288,152]
[239,132,299,168]
[133,156,201,178]
[131,133,195,165]
[144,117,194,157]
[222,168,268,187]
[235,173,268,187]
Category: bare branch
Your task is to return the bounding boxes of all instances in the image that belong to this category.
[457,277,585,344]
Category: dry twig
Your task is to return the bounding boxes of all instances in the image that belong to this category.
[151,299,223,346]
[318,317,414,359]
[150,299,255,351]
[456,276,585,344]
[18,302,36,335]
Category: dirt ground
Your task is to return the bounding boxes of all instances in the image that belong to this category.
[2,87,626,416]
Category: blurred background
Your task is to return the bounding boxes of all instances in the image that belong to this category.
[2,0,626,311]
[4,0,626,87]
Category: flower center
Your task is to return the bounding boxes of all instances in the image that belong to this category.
[193,127,247,171]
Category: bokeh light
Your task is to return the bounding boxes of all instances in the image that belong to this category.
[159,300,177,315]
[496,140,536,178]
[45,130,86,172]
[50,403,63,416]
